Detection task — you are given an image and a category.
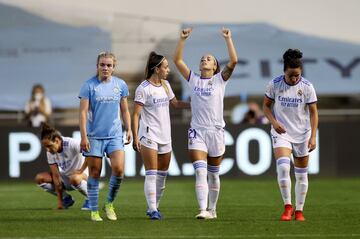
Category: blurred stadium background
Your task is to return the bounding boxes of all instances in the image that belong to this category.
[0,0,359,237]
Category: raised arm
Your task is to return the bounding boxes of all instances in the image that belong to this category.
[221,28,238,81]
[120,97,132,145]
[173,28,192,80]
[79,99,90,152]
[131,103,143,152]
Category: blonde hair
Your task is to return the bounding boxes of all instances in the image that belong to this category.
[96,52,117,76]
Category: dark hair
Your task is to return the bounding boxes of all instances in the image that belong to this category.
[283,49,303,71]
[31,84,45,99]
[40,123,61,141]
[145,51,165,79]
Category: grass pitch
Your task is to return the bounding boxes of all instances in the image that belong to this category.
[0,178,359,238]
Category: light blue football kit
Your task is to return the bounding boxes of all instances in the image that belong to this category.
[79,75,129,213]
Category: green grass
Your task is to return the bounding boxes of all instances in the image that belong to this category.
[0,178,360,238]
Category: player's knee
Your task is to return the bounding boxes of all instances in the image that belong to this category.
[111,167,123,177]
[69,175,81,185]
[34,174,44,184]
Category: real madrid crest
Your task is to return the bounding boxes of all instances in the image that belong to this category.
[297,89,303,97]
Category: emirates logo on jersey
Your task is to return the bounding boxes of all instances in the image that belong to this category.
[297,89,303,97]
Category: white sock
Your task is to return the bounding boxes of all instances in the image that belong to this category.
[38,183,69,198]
[144,170,157,212]
[295,167,308,211]
[276,157,292,205]
[156,170,167,209]
[193,160,208,211]
[207,165,220,211]
[38,183,57,196]
[73,180,88,199]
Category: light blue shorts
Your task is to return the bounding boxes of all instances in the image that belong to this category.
[83,136,124,158]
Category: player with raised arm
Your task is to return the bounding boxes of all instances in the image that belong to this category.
[174,27,238,219]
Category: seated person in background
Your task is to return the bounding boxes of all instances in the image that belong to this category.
[25,84,52,127]
[35,123,90,210]
[241,102,269,124]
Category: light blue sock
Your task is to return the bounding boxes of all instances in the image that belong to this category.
[107,175,123,203]
[87,177,99,212]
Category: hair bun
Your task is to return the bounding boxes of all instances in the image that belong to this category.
[149,51,158,58]
[283,49,303,61]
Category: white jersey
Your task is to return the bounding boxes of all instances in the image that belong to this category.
[265,75,317,143]
[47,136,86,176]
[187,71,227,129]
[134,80,175,144]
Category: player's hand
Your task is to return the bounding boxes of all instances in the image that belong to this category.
[80,137,90,152]
[222,27,231,38]
[181,28,192,39]
[132,139,141,152]
[125,130,132,145]
[308,136,316,152]
[273,122,286,134]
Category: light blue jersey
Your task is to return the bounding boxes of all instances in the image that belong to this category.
[79,76,129,139]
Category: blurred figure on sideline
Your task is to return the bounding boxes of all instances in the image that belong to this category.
[241,102,269,124]
[24,84,52,127]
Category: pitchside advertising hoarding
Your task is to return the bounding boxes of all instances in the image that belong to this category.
[0,123,358,180]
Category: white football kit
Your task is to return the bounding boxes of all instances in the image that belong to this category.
[265,76,317,156]
[134,80,175,153]
[187,71,227,157]
[47,137,87,189]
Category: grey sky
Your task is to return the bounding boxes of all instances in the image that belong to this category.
[1,0,360,44]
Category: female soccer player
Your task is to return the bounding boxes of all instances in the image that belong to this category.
[132,51,190,220]
[173,28,238,219]
[263,49,318,221]
[79,52,132,221]
[35,123,89,210]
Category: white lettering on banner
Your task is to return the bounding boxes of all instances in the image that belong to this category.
[308,130,320,174]
[8,128,320,177]
[9,132,41,178]
[219,130,235,175]
[236,128,272,175]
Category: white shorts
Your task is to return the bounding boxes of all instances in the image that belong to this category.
[271,133,309,157]
[140,136,172,154]
[60,173,75,191]
[59,171,88,190]
[188,127,225,157]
